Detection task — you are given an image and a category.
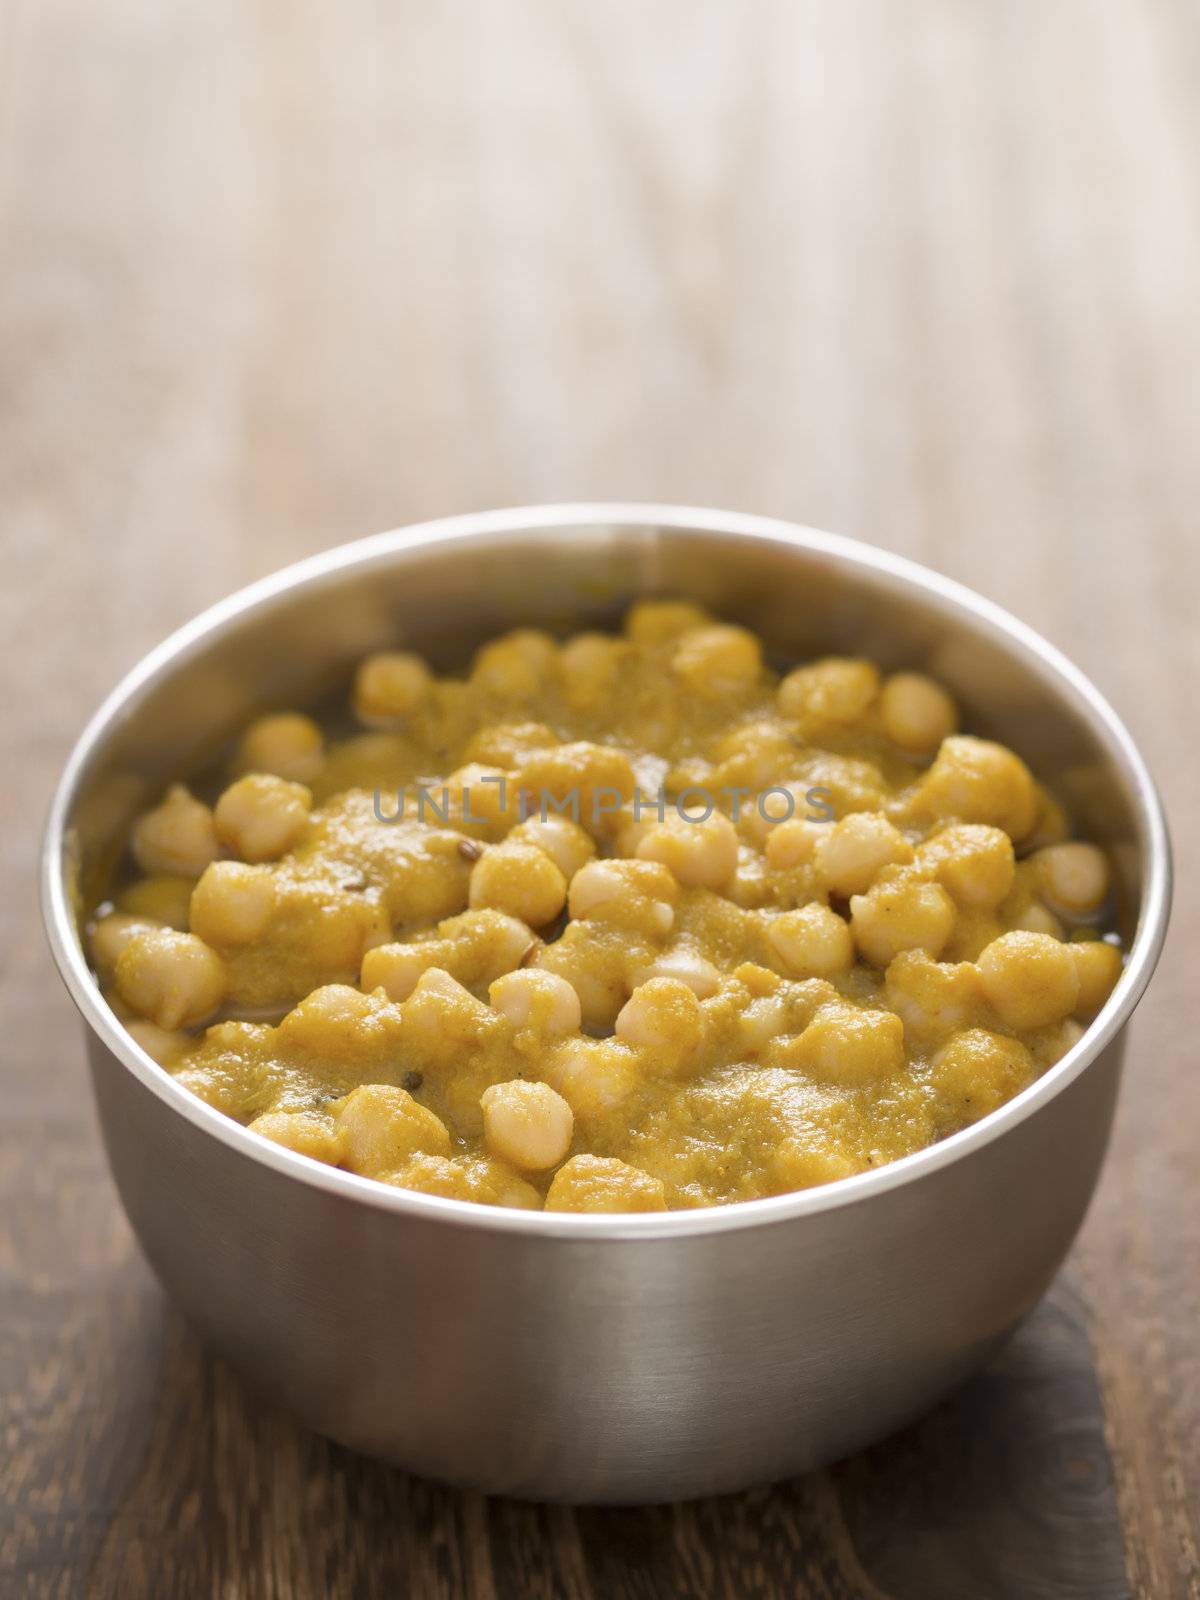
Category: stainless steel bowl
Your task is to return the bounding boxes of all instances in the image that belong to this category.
[41,506,1171,1503]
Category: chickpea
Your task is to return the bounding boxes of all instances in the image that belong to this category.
[642,949,723,998]
[545,1154,668,1213]
[469,841,567,927]
[214,773,312,863]
[879,672,957,754]
[1025,784,1071,851]
[400,967,497,1062]
[671,625,763,697]
[613,805,661,859]
[131,785,221,878]
[534,931,630,1032]
[760,978,845,1037]
[767,903,854,979]
[313,731,414,799]
[732,864,780,915]
[816,813,913,897]
[362,904,395,954]
[442,763,518,838]
[1034,843,1110,917]
[385,819,480,921]
[916,824,1015,909]
[118,874,195,930]
[1071,939,1123,1020]
[240,877,380,983]
[884,950,985,1048]
[278,984,392,1058]
[737,993,790,1052]
[1028,1017,1085,1067]
[765,817,825,871]
[791,1004,905,1086]
[560,632,629,712]
[189,861,276,946]
[976,931,1081,1030]
[733,961,783,996]
[772,1141,860,1190]
[1008,901,1064,940]
[777,657,880,729]
[463,720,558,769]
[801,752,887,815]
[516,742,637,837]
[709,720,795,789]
[916,736,1038,842]
[738,783,805,847]
[361,942,436,1001]
[408,965,478,1009]
[248,1109,345,1165]
[375,919,494,998]
[353,651,431,725]
[715,842,775,903]
[637,810,739,891]
[567,859,677,938]
[729,848,771,904]
[544,1037,640,1116]
[385,1152,542,1210]
[849,876,956,967]
[90,911,160,974]
[665,759,712,793]
[481,1079,574,1170]
[489,969,582,1035]
[615,977,707,1074]
[507,815,596,880]
[114,927,225,1030]
[335,1083,451,1176]
[479,909,540,970]
[471,629,558,699]
[928,1029,1034,1130]
[237,712,324,782]
[725,851,772,907]
[624,600,710,645]
[125,1019,190,1067]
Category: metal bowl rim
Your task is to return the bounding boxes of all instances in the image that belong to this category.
[40,502,1173,1240]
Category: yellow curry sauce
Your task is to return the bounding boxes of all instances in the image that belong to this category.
[89,602,1123,1212]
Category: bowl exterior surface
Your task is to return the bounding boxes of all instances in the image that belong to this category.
[87,1028,1122,1501]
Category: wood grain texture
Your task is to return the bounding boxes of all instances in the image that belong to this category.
[1,1,1197,1595]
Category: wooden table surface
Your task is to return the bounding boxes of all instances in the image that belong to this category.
[2,2,1198,1595]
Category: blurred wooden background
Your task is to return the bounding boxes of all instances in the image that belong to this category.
[2,2,1198,1596]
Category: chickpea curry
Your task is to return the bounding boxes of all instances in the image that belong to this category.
[90,602,1123,1213]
